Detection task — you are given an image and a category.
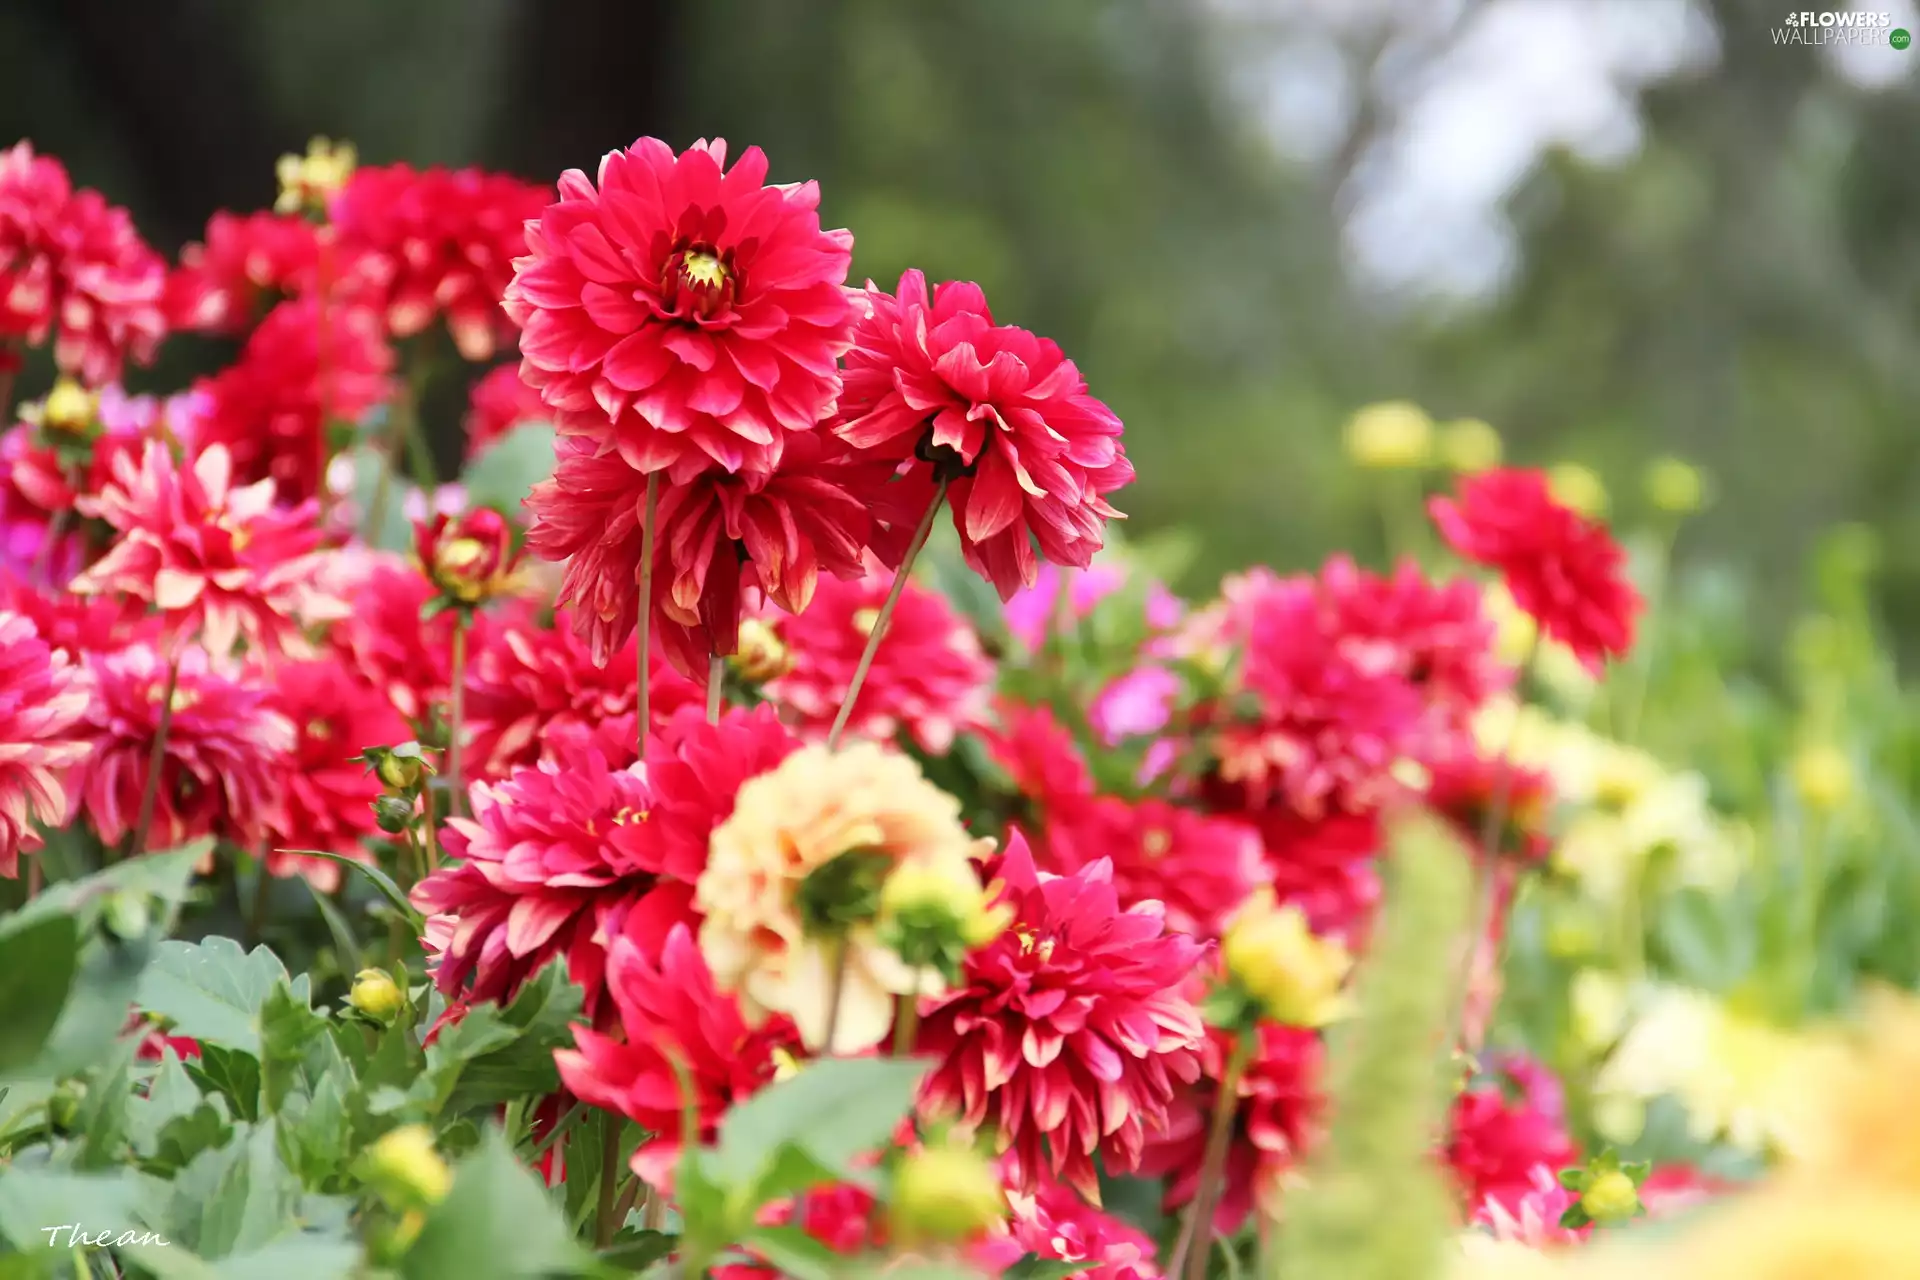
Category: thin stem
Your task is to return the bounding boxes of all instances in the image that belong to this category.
[129,655,183,857]
[25,850,42,900]
[246,849,273,947]
[1174,1030,1254,1280]
[420,783,440,874]
[609,1175,643,1236]
[891,976,923,1059]
[706,653,724,725]
[595,1114,626,1249]
[363,438,396,547]
[530,1099,586,1159]
[447,617,469,821]
[636,473,659,761]
[826,479,948,751]
[820,935,851,1056]
[0,340,18,423]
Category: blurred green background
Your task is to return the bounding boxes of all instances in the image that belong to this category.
[5,0,1918,646]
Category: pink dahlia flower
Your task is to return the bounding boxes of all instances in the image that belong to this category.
[526,430,880,675]
[762,569,992,752]
[75,643,292,851]
[0,575,154,659]
[1470,1164,1588,1248]
[73,441,341,662]
[916,832,1207,1200]
[642,704,799,879]
[1444,1058,1579,1213]
[319,549,455,723]
[505,137,856,479]
[980,700,1097,812]
[411,744,697,1021]
[164,210,337,335]
[0,610,89,877]
[463,362,548,460]
[194,297,395,501]
[330,163,551,360]
[1429,467,1642,672]
[978,1175,1165,1279]
[0,141,167,385]
[262,657,412,890]
[1038,797,1264,941]
[835,270,1133,598]
[554,925,801,1189]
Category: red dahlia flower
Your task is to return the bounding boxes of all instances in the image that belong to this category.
[980,700,1096,813]
[4,384,206,551]
[835,270,1133,598]
[415,505,520,606]
[641,704,799,879]
[262,657,412,890]
[1425,750,1554,866]
[526,430,880,675]
[74,441,341,663]
[1428,467,1642,671]
[463,363,547,460]
[330,163,551,361]
[165,210,328,335]
[979,1175,1165,1279]
[1443,1056,1579,1213]
[0,610,89,877]
[463,608,701,778]
[0,575,155,659]
[0,141,167,385]
[916,833,1207,1200]
[194,297,395,501]
[75,643,292,851]
[505,137,856,479]
[554,925,801,1189]
[1039,797,1264,941]
[1137,1022,1322,1234]
[320,549,455,723]
[762,569,992,752]
[1239,811,1383,941]
[411,744,696,1021]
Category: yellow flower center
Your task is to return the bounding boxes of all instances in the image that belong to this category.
[682,250,729,291]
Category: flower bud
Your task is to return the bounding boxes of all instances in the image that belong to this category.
[376,753,423,792]
[364,1124,452,1207]
[417,508,519,606]
[1220,889,1352,1028]
[49,1079,86,1130]
[1549,463,1608,519]
[1645,456,1706,515]
[41,378,96,436]
[1343,401,1432,470]
[1579,1169,1641,1224]
[373,794,416,834]
[1437,418,1502,473]
[276,136,357,217]
[888,1145,1007,1247]
[879,858,1011,972]
[1793,744,1852,813]
[351,968,406,1024]
[729,617,794,683]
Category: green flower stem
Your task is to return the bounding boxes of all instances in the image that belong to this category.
[447,616,469,823]
[1175,1029,1255,1280]
[595,1113,626,1248]
[707,653,724,724]
[636,473,659,759]
[128,653,183,859]
[826,478,948,751]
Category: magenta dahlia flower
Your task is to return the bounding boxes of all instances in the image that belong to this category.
[554,925,801,1188]
[916,832,1207,1199]
[0,141,167,385]
[642,704,800,881]
[505,137,856,479]
[835,270,1133,598]
[1443,1055,1580,1213]
[164,210,335,335]
[0,611,89,877]
[319,549,455,723]
[978,1174,1165,1279]
[73,441,341,663]
[762,569,992,752]
[1429,467,1642,671]
[411,744,697,1021]
[1039,797,1264,941]
[75,643,292,851]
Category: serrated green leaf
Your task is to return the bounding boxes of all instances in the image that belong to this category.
[187,1048,261,1124]
[259,984,331,1113]
[460,422,556,514]
[74,1035,141,1169]
[0,914,78,1072]
[164,1121,303,1258]
[136,939,312,1057]
[401,1127,585,1280]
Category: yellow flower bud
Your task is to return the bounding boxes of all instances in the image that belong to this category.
[880,859,1011,955]
[276,137,357,216]
[730,617,794,683]
[1221,889,1352,1028]
[1548,463,1608,519]
[1436,418,1502,473]
[365,1125,452,1207]
[1579,1168,1641,1224]
[889,1145,1007,1246]
[41,378,96,436]
[1645,456,1706,515]
[1793,744,1852,813]
[376,753,423,792]
[350,968,406,1024]
[1343,401,1433,470]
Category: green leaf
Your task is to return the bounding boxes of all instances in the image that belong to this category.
[738,1225,845,1280]
[1003,1260,1098,1280]
[120,1235,362,1280]
[188,1048,262,1125]
[164,1121,304,1258]
[423,961,584,1118]
[0,914,79,1072]
[7,935,158,1085]
[348,444,414,552]
[278,851,422,931]
[401,1128,586,1280]
[0,1165,151,1250]
[136,938,312,1057]
[74,1035,142,1169]
[461,422,556,513]
[259,983,331,1113]
[597,1230,677,1272]
[709,1056,931,1191]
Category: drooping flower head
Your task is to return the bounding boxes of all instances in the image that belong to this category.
[696,740,993,1053]
[329,163,551,360]
[73,440,342,662]
[76,643,292,851]
[526,429,881,674]
[0,610,89,877]
[835,270,1133,598]
[0,141,167,385]
[916,834,1208,1199]
[262,656,412,890]
[411,744,697,1022]
[1428,467,1642,672]
[555,925,802,1188]
[762,569,993,752]
[193,297,395,501]
[505,137,856,479]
